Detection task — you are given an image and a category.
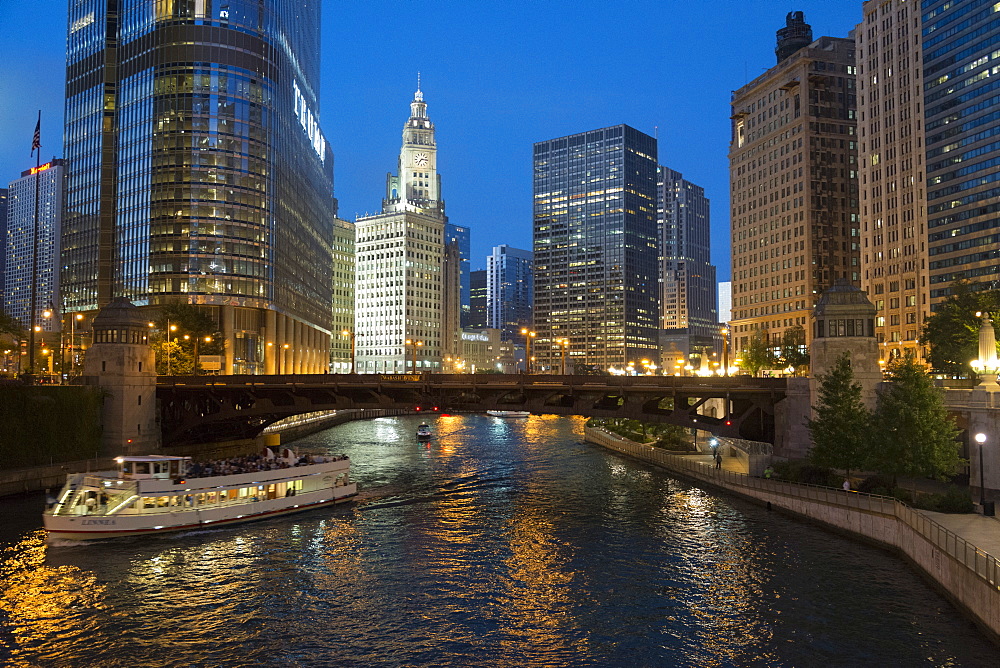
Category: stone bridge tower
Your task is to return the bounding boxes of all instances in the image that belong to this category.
[81,297,159,456]
[810,279,881,407]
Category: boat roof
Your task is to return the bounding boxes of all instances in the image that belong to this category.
[115,455,192,463]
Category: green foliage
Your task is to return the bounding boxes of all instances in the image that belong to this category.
[772,460,841,487]
[150,303,223,374]
[0,309,24,338]
[739,329,776,377]
[921,281,1000,377]
[778,325,810,372]
[808,353,870,477]
[0,386,103,468]
[869,358,964,483]
[911,487,975,513]
[586,417,690,446]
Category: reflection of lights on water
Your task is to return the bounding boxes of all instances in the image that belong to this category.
[0,530,108,649]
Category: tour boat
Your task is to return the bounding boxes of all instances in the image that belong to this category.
[416,423,432,440]
[486,410,530,418]
[43,450,357,541]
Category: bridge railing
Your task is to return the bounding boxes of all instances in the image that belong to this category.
[587,427,1000,592]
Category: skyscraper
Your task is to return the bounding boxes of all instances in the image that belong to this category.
[5,160,64,332]
[922,0,1000,302]
[729,13,859,353]
[62,0,336,374]
[445,223,471,326]
[331,217,356,373]
[0,188,7,305]
[657,167,717,339]
[856,0,929,363]
[486,244,533,341]
[469,269,487,330]
[533,125,660,372]
[355,86,451,374]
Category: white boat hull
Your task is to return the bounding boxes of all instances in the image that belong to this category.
[43,457,357,541]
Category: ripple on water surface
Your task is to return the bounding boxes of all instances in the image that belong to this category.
[0,414,997,666]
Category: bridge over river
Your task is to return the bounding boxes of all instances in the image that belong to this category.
[157,373,790,447]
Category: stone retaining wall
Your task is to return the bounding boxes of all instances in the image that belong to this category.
[585,426,1000,644]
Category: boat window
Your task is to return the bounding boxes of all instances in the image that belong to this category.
[135,463,149,475]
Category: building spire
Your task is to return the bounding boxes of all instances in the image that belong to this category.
[415,72,423,101]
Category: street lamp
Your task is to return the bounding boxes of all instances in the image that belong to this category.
[520,328,536,374]
[405,338,423,374]
[341,329,355,373]
[975,432,988,512]
[65,313,84,376]
[557,338,569,375]
[167,322,177,375]
[721,326,730,376]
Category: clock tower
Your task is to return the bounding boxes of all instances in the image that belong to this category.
[385,82,443,214]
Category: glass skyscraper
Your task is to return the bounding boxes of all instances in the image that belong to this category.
[533,125,660,372]
[923,0,1000,301]
[486,244,533,342]
[5,160,65,332]
[62,0,335,374]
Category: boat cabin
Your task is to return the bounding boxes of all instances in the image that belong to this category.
[117,455,191,480]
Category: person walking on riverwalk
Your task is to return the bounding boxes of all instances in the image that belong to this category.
[843,479,851,492]
[715,451,722,470]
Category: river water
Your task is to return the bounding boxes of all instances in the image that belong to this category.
[0,414,996,666]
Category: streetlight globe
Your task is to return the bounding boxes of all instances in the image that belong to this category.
[975,432,987,444]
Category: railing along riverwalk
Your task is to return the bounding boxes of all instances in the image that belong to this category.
[586,427,1000,595]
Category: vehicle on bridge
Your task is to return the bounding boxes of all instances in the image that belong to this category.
[43,451,356,541]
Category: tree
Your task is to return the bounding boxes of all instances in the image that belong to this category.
[151,303,222,374]
[739,329,776,377]
[868,358,963,486]
[778,325,810,374]
[808,352,870,479]
[0,310,24,338]
[922,281,1000,377]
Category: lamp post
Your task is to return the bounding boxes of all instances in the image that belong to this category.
[341,329,355,373]
[405,338,423,374]
[66,313,84,376]
[167,322,177,375]
[558,338,569,375]
[520,328,536,374]
[975,432,988,511]
[721,327,730,376]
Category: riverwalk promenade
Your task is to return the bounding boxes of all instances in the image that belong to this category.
[585,427,1000,644]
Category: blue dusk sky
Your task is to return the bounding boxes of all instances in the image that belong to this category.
[0,1,861,281]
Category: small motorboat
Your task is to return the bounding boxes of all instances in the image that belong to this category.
[486,410,530,418]
[416,423,432,440]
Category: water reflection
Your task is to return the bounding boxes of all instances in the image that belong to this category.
[0,414,995,666]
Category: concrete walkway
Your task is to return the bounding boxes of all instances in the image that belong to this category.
[686,453,1000,560]
[921,510,1000,560]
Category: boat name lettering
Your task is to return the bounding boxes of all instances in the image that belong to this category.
[81,519,117,526]
[379,374,420,382]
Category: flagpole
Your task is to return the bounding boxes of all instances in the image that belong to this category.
[27,110,41,384]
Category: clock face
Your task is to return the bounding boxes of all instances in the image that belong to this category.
[413,152,429,167]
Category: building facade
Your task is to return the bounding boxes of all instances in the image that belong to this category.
[331,217,355,372]
[62,0,336,374]
[469,269,487,329]
[486,244,533,341]
[729,12,860,353]
[5,160,65,332]
[657,167,717,344]
[446,223,471,327]
[533,125,660,372]
[921,0,1000,303]
[355,87,450,374]
[856,0,930,363]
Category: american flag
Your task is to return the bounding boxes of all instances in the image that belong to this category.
[30,112,40,157]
